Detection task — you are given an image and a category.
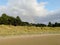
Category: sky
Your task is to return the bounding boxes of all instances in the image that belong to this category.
[0,0,7,5]
[37,0,60,10]
[0,0,60,24]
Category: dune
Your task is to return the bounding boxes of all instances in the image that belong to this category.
[0,34,60,45]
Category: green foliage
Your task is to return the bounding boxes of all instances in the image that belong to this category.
[31,23,46,27]
[16,16,22,26]
[48,22,52,27]
[0,13,9,25]
[0,13,31,26]
[48,22,60,27]
[0,13,60,27]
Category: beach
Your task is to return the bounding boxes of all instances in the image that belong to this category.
[0,34,60,45]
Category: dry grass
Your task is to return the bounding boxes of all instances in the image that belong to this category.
[0,25,60,36]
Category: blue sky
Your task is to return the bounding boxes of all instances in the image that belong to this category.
[0,0,60,10]
[0,0,8,5]
[37,0,60,11]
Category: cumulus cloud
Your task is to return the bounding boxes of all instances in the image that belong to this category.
[7,0,48,16]
[0,0,60,24]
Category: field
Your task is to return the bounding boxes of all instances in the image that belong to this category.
[0,25,60,36]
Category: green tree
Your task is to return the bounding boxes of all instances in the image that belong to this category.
[16,16,22,25]
[1,13,9,25]
[48,22,52,27]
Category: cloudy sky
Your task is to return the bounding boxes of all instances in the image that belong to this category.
[0,0,60,24]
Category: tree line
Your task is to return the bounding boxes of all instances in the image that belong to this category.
[0,13,29,26]
[0,13,60,27]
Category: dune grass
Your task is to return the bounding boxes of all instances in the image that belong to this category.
[0,25,60,36]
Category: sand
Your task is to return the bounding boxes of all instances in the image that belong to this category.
[0,34,60,45]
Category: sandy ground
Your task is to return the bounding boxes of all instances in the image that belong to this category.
[0,34,60,45]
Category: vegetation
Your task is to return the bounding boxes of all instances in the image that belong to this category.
[0,25,60,36]
[0,13,60,27]
[0,13,30,26]
[0,13,59,36]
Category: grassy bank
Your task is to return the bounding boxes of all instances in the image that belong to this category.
[0,25,60,36]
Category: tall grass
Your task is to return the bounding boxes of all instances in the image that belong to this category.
[0,25,60,36]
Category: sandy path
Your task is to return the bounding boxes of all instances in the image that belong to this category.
[0,34,60,45]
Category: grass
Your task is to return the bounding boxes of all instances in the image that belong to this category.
[0,25,60,36]
[0,25,60,45]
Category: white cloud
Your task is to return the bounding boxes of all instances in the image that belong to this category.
[0,0,60,23]
[7,0,48,16]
